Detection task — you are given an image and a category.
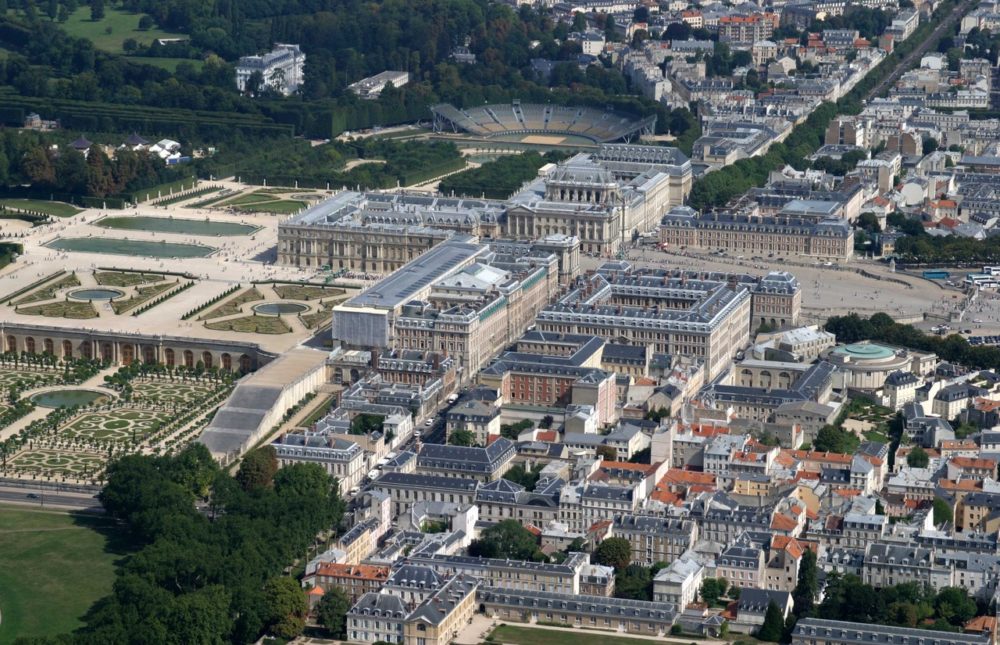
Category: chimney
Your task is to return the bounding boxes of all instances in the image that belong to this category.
[370,348,380,368]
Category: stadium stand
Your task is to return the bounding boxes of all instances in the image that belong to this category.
[430,100,655,143]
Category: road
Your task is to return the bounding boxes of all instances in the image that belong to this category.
[866,0,976,101]
[0,484,103,513]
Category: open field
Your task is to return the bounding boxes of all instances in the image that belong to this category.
[61,7,186,53]
[0,506,131,641]
[0,199,81,217]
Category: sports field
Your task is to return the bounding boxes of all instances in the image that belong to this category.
[0,506,130,641]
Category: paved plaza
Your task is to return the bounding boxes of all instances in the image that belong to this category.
[0,182,356,354]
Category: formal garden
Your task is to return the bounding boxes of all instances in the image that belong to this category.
[5,269,195,319]
[189,282,352,334]
[0,362,236,483]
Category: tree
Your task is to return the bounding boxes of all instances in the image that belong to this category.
[614,564,653,601]
[814,425,859,454]
[700,577,728,605]
[934,587,976,626]
[316,588,351,638]
[932,497,954,525]
[262,577,307,640]
[468,520,541,560]
[503,464,540,491]
[907,446,929,468]
[90,0,104,21]
[793,548,818,617]
[138,15,154,30]
[593,537,632,571]
[448,428,475,446]
[236,446,278,491]
[758,601,785,642]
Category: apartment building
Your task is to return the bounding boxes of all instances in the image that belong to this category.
[406,552,587,595]
[717,539,766,588]
[415,440,516,482]
[652,552,705,611]
[372,472,479,516]
[611,515,699,566]
[718,13,778,44]
[305,564,390,603]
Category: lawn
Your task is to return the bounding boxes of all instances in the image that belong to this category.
[0,506,132,641]
[0,199,81,217]
[272,284,344,301]
[220,192,278,207]
[94,271,164,287]
[110,281,174,314]
[205,315,292,334]
[18,300,99,319]
[488,624,666,645]
[201,287,264,320]
[13,273,80,305]
[236,200,306,214]
[60,7,186,53]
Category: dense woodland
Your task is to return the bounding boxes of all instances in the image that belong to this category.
[0,130,188,198]
[13,445,346,644]
[0,0,677,140]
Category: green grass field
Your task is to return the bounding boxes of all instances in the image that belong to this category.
[488,625,667,645]
[0,199,81,217]
[0,506,131,641]
[60,7,186,53]
[237,200,306,214]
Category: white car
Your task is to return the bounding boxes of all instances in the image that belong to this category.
[424,418,434,426]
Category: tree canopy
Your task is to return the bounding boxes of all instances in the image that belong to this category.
[71,444,346,643]
[593,537,632,571]
[468,519,543,561]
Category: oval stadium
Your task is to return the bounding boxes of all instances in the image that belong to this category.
[430,100,656,145]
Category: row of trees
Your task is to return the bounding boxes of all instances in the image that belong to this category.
[27,444,347,644]
[818,575,982,631]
